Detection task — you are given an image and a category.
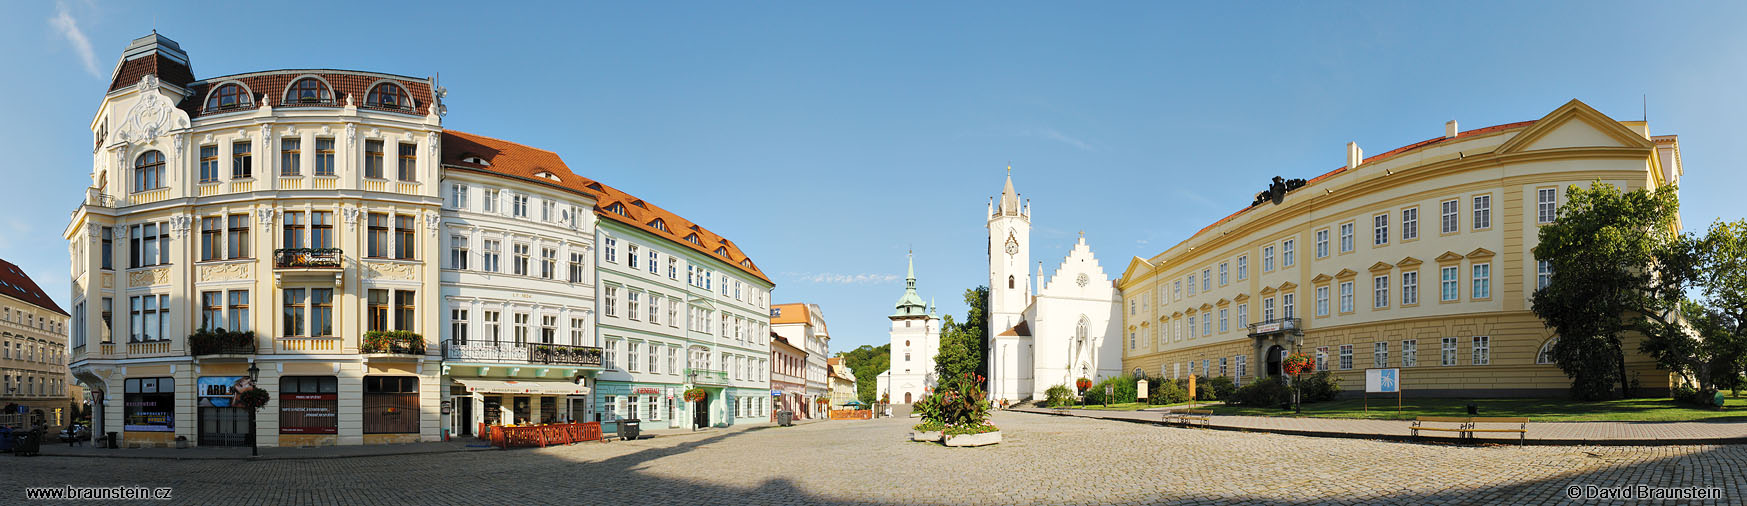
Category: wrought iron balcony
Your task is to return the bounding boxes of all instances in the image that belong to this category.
[275,248,342,269]
[686,368,731,386]
[189,330,257,357]
[444,339,530,363]
[529,343,604,367]
[1247,318,1303,337]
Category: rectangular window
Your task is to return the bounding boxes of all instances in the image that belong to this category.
[102,226,114,269]
[512,194,528,218]
[282,211,306,249]
[1262,246,1275,272]
[482,189,498,213]
[1235,355,1247,378]
[226,215,249,259]
[1315,229,1329,258]
[1339,281,1354,313]
[1282,239,1295,267]
[1402,339,1418,367]
[1536,260,1551,290]
[364,140,384,179]
[1218,308,1228,333]
[1402,271,1418,305]
[395,290,416,331]
[232,141,253,179]
[1373,342,1388,368]
[541,200,555,222]
[1201,268,1211,292]
[314,138,335,176]
[604,237,617,263]
[367,289,388,332]
[226,291,249,333]
[450,236,469,270]
[1186,316,1195,338]
[280,376,339,435]
[512,243,530,276]
[1186,274,1195,296]
[1315,347,1327,372]
[628,342,641,372]
[1473,195,1492,229]
[1237,256,1248,281]
[1537,188,1556,223]
[1373,275,1388,309]
[201,291,223,330]
[1373,214,1388,246]
[649,296,661,324]
[541,248,557,279]
[628,292,641,321]
[450,184,468,210]
[397,143,417,182]
[130,223,171,268]
[1440,266,1458,301]
[1472,263,1491,299]
[311,211,333,248]
[123,377,175,432]
[1218,263,1228,286]
[1173,281,1181,300]
[311,288,333,336]
[450,309,470,344]
[283,288,307,337]
[280,138,301,176]
[483,239,501,273]
[571,318,586,346]
[651,251,660,276]
[1472,336,1491,365]
[1262,297,1275,322]
[511,313,529,344]
[1339,223,1354,253]
[1316,286,1330,316]
[1441,199,1458,233]
[604,287,617,317]
[200,217,223,261]
[363,376,419,434]
[1236,303,1248,329]
[668,257,678,280]
[569,252,586,282]
[1201,312,1211,335]
[199,146,219,183]
[1441,337,1458,366]
[366,213,387,258]
[1402,207,1418,240]
[1282,293,1295,319]
[1339,344,1353,370]
[395,215,416,259]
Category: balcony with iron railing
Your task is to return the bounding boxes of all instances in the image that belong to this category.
[443,339,530,363]
[189,329,257,358]
[275,248,343,269]
[1247,317,1304,337]
[685,368,731,387]
[529,343,604,367]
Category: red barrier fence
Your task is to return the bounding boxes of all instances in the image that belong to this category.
[829,409,872,420]
[489,422,605,448]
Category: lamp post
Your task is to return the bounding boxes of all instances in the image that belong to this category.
[247,362,259,457]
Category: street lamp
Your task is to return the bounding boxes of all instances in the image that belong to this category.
[247,362,259,457]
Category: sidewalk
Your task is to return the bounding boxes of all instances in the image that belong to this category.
[22,417,833,460]
[1013,407,1747,446]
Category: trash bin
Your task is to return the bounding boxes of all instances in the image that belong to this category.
[0,427,13,452]
[14,430,41,456]
[777,410,793,427]
[619,419,641,441]
[106,432,117,449]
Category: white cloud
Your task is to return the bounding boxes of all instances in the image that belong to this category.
[795,272,902,285]
[50,1,101,78]
[1135,239,1149,245]
[1038,128,1095,152]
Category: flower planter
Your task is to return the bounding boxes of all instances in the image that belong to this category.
[911,430,943,442]
[944,430,1001,447]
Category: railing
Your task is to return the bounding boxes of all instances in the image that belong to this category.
[363,179,388,192]
[229,179,254,193]
[127,341,171,356]
[85,187,117,208]
[276,337,341,353]
[686,368,731,386]
[189,330,257,356]
[395,181,421,194]
[279,177,304,190]
[70,345,86,361]
[443,340,529,363]
[529,343,604,367]
[99,343,116,356]
[198,182,224,197]
[275,248,342,269]
[1247,318,1303,336]
[311,177,338,190]
[489,422,603,448]
[128,188,172,206]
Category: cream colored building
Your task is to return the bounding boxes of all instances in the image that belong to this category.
[1119,100,1681,397]
[0,258,76,426]
[65,33,444,447]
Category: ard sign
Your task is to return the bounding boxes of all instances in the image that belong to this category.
[1365,368,1400,393]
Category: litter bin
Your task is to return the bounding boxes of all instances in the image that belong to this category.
[0,426,13,452]
[106,432,117,449]
[14,430,42,456]
[619,419,641,441]
[777,410,793,427]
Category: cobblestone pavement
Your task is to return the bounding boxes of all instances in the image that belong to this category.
[7,411,1745,505]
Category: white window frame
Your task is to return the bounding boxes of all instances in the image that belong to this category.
[1472,336,1491,365]
[1339,281,1354,313]
[1440,199,1458,234]
[1402,339,1418,367]
[1315,286,1329,316]
[1402,207,1418,240]
[1339,223,1354,253]
[1472,263,1491,299]
[1315,229,1329,258]
[1473,194,1492,229]
[1373,213,1388,246]
[1373,341,1388,368]
[1402,270,1418,306]
[1373,274,1389,309]
[1440,266,1458,302]
[1441,337,1458,366]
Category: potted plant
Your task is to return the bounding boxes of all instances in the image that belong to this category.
[1282,352,1315,413]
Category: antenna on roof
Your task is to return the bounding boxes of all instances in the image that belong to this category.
[1643,94,1648,122]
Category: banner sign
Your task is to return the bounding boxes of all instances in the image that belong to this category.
[1365,368,1400,393]
[197,376,251,408]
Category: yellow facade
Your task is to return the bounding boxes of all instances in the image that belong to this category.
[1118,100,1681,396]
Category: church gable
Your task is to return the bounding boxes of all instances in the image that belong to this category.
[1039,237,1115,298]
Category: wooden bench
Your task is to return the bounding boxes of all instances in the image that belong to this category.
[1410,416,1528,445]
[1162,409,1213,428]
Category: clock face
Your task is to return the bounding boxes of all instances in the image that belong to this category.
[1004,235,1019,256]
[1076,273,1090,287]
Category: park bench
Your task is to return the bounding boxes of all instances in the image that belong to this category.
[1163,409,1213,428]
[1409,416,1528,445]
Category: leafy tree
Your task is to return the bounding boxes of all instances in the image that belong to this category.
[836,344,889,404]
[1533,182,1682,400]
[1646,221,1747,394]
[935,286,994,393]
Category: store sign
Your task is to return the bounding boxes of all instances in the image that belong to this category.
[197,376,254,408]
[280,393,339,434]
[634,387,661,395]
[1253,322,1282,334]
[771,390,782,397]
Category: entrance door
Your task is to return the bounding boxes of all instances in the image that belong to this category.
[458,399,473,436]
[198,407,250,447]
[904,392,912,404]
[1266,345,1284,378]
[693,397,709,429]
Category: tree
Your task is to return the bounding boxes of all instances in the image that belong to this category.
[1646,221,1747,394]
[836,344,889,404]
[935,286,992,392]
[1533,182,1682,400]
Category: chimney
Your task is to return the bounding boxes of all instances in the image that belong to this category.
[1445,120,1459,139]
[1346,142,1363,169]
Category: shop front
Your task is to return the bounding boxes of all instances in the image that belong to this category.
[595,381,682,432]
[451,379,591,437]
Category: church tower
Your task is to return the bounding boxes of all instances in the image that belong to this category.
[987,167,1030,335]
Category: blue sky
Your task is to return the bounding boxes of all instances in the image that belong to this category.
[6,1,1747,354]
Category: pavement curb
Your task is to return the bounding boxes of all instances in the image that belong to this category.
[1011,408,1747,447]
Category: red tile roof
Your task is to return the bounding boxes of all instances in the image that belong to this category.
[175,70,436,119]
[770,303,810,325]
[0,258,67,316]
[442,131,772,284]
[108,53,195,92]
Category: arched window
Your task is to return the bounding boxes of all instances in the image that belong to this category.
[285,78,332,104]
[1076,316,1089,342]
[1008,275,1015,289]
[205,83,250,111]
[1536,337,1559,364]
[134,151,165,192]
[366,83,410,109]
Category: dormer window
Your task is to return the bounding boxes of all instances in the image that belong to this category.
[603,202,628,216]
[205,83,251,111]
[648,219,668,232]
[460,155,490,166]
[685,233,702,245]
[715,247,730,258]
[285,78,332,105]
[366,83,410,110]
[587,183,604,191]
[535,171,561,182]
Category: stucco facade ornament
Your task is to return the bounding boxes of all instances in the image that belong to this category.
[342,206,361,230]
[367,127,380,138]
[168,214,194,238]
[344,123,356,147]
[283,125,298,137]
[257,206,277,225]
[427,132,439,156]
[424,210,441,235]
[362,262,418,281]
[198,263,254,282]
[87,224,102,239]
[128,268,171,287]
[172,134,185,161]
[259,125,272,146]
[120,75,173,144]
[202,133,213,144]
[320,125,331,136]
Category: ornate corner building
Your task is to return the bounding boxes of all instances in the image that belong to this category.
[1118,100,1684,397]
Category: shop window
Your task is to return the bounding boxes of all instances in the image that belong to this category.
[363,376,419,434]
[280,376,339,434]
[124,377,175,432]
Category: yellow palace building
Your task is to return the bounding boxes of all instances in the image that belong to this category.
[1118,100,1682,397]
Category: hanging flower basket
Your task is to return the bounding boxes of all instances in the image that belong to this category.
[1075,377,1092,394]
[1283,352,1315,376]
[237,388,271,411]
[683,388,707,402]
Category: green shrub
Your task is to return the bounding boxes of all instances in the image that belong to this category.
[912,420,945,432]
[1673,386,1721,408]
[1083,375,1139,405]
[1148,379,1189,405]
[1044,384,1076,407]
[1205,376,1237,401]
[943,423,999,436]
[1299,371,1342,403]
[1229,379,1291,407]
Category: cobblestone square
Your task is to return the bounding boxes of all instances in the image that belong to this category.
[7,411,1745,504]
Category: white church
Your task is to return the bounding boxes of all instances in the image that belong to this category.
[875,254,942,405]
[985,171,1123,403]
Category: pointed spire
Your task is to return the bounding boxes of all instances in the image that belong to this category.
[892,252,927,317]
[998,164,1020,216]
[906,250,916,288]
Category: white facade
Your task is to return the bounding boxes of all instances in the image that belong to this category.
[985,173,1123,403]
[880,255,940,405]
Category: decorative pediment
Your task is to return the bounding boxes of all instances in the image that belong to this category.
[1216,298,1230,307]
[1466,247,1496,259]
[1259,285,1277,295]
[1335,268,1358,279]
[1277,281,1298,291]
[1368,261,1395,273]
[1120,257,1155,287]
[1311,273,1334,284]
[1232,293,1250,303]
[1158,314,1170,322]
[1198,303,1213,311]
[1495,99,1654,154]
[1171,310,1184,318]
[1435,251,1465,263]
[1397,256,1423,268]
